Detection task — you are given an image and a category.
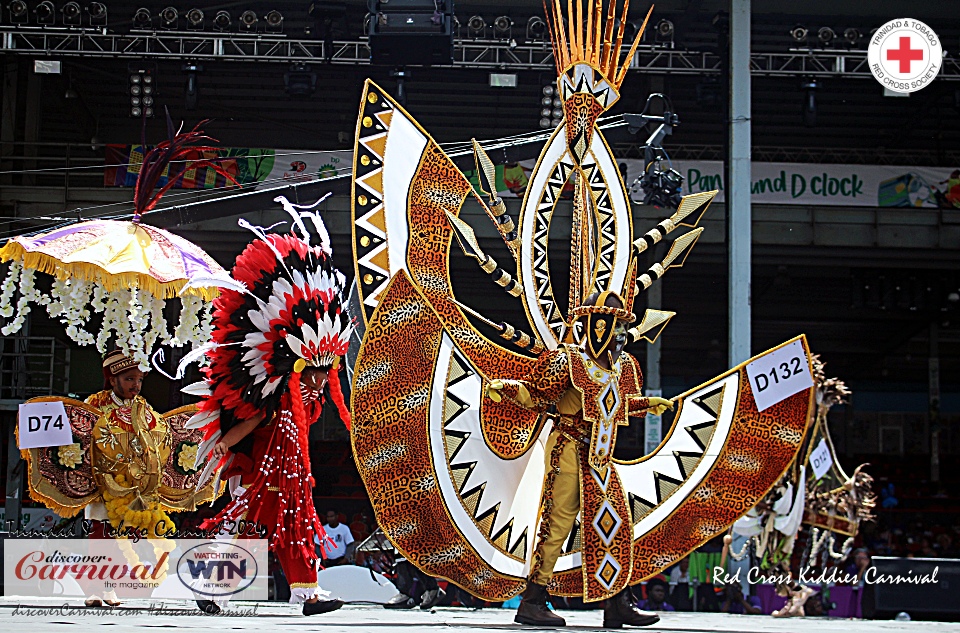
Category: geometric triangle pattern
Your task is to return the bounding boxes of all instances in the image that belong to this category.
[353,85,396,323]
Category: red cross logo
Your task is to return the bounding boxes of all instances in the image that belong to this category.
[886,36,924,73]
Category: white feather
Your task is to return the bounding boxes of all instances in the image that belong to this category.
[195,431,222,471]
[179,274,250,297]
[181,381,212,397]
[184,409,218,430]
[274,195,312,244]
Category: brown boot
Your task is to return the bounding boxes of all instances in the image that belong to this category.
[515,581,566,627]
[602,587,659,628]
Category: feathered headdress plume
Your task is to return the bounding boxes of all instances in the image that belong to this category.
[132,108,240,221]
[184,199,355,486]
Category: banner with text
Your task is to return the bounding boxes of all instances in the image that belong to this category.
[104,146,351,190]
[463,159,960,209]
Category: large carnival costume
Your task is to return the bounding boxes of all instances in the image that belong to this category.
[347,0,818,625]
[188,204,354,614]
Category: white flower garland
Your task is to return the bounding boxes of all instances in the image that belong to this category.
[0,260,211,362]
[0,260,21,318]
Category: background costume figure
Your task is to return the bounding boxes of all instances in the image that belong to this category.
[188,204,354,615]
[489,292,672,627]
[20,349,217,606]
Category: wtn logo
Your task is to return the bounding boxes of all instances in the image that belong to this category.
[186,559,247,580]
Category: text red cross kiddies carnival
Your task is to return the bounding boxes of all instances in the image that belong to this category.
[887,36,924,73]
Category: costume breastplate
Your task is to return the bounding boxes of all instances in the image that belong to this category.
[565,345,643,473]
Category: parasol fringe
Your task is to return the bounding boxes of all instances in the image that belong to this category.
[0,242,219,301]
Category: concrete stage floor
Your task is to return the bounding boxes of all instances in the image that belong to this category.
[1,600,958,632]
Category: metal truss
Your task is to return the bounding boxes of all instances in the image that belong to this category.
[2,27,959,80]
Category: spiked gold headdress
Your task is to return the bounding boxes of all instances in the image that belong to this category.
[546,0,653,89]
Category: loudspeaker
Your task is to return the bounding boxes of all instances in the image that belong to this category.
[870,556,960,619]
[367,0,454,66]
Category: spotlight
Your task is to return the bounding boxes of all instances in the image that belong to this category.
[129,65,155,118]
[817,27,835,45]
[264,10,283,32]
[789,25,808,43]
[843,28,861,46]
[186,8,204,29]
[35,0,55,25]
[213,10,231,31]
[284,63,316,97]
[542,84,554,97]
[621,20,638,42]
[61,1,81,25]
[160,6,177,28]
[467,15,485,36]
[493,15,512,37]
[239,10,257,30]
[86,2,106,25]
[8,0,28,23]
[539,117,551,129]
[551,116,561,127]
[526,16,546,41]
[655,19,674,39]
[132,7,151,28]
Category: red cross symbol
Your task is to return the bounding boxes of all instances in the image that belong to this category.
[886,36,924,73]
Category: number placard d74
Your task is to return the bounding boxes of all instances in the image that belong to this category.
[18,401,74,449]
[745,340,813,412]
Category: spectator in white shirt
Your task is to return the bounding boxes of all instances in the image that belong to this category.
[321,510,356,566]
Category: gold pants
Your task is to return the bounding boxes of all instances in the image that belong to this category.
[532,430,581,586]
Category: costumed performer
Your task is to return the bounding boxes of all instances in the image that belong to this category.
[20,348,218,607]
[487,292,673,628]
[188,209,354,616]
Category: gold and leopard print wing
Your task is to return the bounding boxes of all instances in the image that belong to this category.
[18,396,99,517]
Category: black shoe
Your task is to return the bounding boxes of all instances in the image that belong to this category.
[514,581,566,627]
[196,600,221,614]
[602,588,659,628]
[302,598,344,616]
[383,593,418,609]
[420,588,445,609]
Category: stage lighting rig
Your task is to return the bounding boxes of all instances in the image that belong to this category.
[789,25,808,43]
[35,1,55,25]
[86,2,106,25]
[213,10,231,31]
[62,1,81,25]
[467,15,485,37]
[526,16,545,41]
[132,7,151,28]
[186,8,204,30]
[625,93,683,209]
[159,6,177,29]
[7,0,28,23]
[493,15,512,38]
[239,10,257,31]
[843,28,861,46]
[265,10,283,32]
[818,26,835,46]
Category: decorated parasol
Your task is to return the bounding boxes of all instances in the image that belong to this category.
[0,117,237,367]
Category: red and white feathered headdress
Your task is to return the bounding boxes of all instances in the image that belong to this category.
[183,196,354,481]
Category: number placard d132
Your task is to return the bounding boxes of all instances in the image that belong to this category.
[745,340,814,412]
[17,401,74,449]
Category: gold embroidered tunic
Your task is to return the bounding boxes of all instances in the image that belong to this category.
[86,390,171,512]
